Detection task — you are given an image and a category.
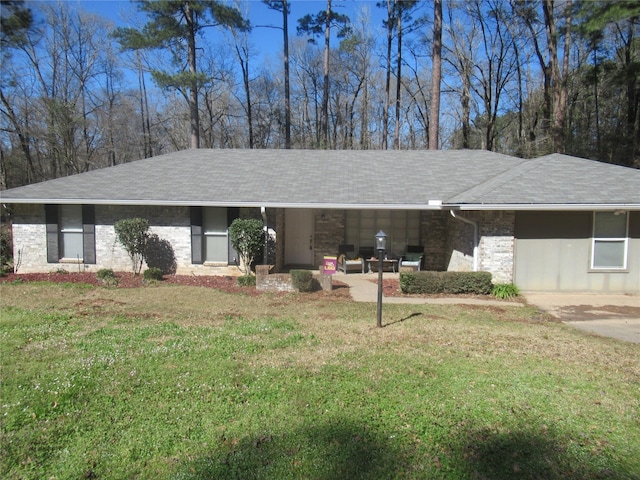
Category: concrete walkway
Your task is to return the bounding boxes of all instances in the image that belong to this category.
[336,272,640,344]
[338,272,520,307]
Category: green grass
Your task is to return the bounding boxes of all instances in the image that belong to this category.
[1,283,639,479]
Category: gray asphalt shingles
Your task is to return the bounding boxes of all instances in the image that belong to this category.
[2,149,638,207]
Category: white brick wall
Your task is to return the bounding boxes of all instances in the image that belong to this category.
[10,204,517,281]
[11,204,241,276]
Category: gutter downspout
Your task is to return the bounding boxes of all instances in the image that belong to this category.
[261,206,268,265]
[450,210,478,272]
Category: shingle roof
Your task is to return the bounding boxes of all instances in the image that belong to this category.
[1,149,639,210]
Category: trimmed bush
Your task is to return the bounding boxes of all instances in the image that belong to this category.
[400,271,493,295]
[96,269,116,280]
[114,218,149,275]
[143,267,164,281]
[290,269,314,292]
[237,275,256,287]
[96,268,118,287]
[229,218,264,275]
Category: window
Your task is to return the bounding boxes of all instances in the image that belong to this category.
[190,207,237,265]
[60,205,83,259]
[45,204,96,264]
[204,207,228,263]
[591,211,628,269]
[345,210,420,255]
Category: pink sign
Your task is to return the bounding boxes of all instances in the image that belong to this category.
[323,256,337,274]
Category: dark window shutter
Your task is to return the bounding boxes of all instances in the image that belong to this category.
[82,205,96,264]
[227,207,240,227]
[191,207,203,264]
[45,204,59,263]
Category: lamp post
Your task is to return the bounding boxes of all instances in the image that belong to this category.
[375,230,387,328]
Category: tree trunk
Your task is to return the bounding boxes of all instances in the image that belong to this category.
[185,1,200,149]
[382,0,393,150]
[543,0,558,149]
[283,0,291,149]
[393,10,402,149]
[428,0,442,150]
[321,0,331,147]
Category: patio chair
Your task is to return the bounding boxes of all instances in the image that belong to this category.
[399,245,424,271]
[337,244,365,274]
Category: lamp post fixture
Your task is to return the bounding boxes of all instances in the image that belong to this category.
[375,230,387,328]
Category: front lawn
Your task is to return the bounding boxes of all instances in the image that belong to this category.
[1,282,638,479]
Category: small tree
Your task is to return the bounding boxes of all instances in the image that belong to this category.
[114,218,149,275]
[229,218,264,276]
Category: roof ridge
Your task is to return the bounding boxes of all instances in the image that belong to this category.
[447,157,536,202]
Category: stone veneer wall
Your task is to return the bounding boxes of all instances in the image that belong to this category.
[255,265,332,292]
[476,211,515,283]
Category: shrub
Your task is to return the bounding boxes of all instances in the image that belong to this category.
[229,218,264,275]
[143,267,164,281]
[237,275,256,287]
[145,234,177,275]
[400,271,493,295]
[492,283,520,299]
[290,269,315,292]
[0,225,12,274]
[96,269,116,280]
[114,218,149,275]
[96,269,118,287]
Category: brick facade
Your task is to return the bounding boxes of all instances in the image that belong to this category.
[421,211,449,270]
[12,204,242,275]
[312,210,345,267]
[10,204,515,282]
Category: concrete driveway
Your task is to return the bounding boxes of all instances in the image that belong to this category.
[523,293,640,344]
[337,273,640,343]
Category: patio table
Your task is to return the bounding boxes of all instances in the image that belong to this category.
[367,258,398,273]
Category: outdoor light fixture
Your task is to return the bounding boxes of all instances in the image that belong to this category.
[375,230,387,253]
[375,230,387,328]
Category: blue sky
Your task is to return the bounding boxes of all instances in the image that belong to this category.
[50,0,392,65]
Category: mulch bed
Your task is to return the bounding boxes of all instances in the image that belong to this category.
[0,271,245,290]
[0,272,351,298]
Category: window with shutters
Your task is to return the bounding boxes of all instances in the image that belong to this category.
[60,205,83,260]
[591,211,628,270]
[45,204,96,264]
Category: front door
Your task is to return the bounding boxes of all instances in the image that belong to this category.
[285,209,314,266]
